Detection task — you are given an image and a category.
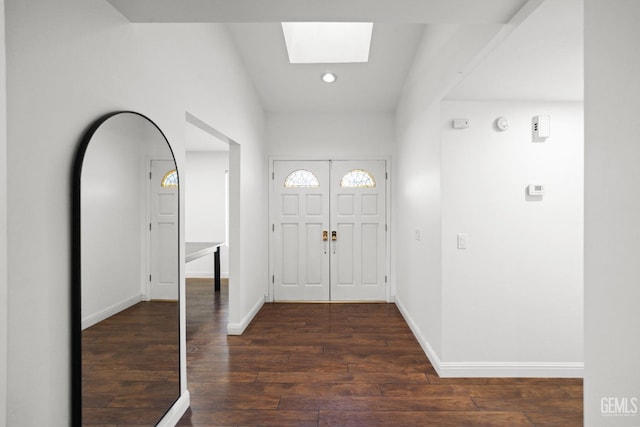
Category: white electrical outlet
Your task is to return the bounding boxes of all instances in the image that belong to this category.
[457,233,467,249]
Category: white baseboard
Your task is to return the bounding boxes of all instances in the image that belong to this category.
[395,295,444,375]
[227,296,264,335]
[82,294,141,330]
[157,391,190,427]
[438,361,584,378]
[395,296,584,378]
[185,271,229,279]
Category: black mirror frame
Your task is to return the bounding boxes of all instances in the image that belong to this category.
[71,111,180,426]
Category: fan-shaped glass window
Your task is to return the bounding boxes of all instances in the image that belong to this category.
[161,169,178,188]
[340,169,376,188]
[284,169,320,188]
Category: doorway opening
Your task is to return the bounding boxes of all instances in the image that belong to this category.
[184,112,240,320]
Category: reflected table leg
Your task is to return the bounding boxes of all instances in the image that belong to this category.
[214,246,221,293]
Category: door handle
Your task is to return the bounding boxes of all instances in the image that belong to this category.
[331,231,337,255]
[323,230,329,254]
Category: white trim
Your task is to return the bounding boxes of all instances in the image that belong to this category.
[395,296,583,378]
[156,390,190,427]
[384,159,392,303]
[81,294,141,330]
[227,295,264,335]
[395,295,444,375]
[438,361,584,378]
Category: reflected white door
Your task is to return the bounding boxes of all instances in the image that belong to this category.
[330,160,387,301]
[272,160,386,301]
[273,161,330,301]
[150,160,179,300]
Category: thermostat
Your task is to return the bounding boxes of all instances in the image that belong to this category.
[527,184,545,196]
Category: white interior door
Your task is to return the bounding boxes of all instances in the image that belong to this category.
[330,160,387,301]
[150,160,179,300]
[273,161,330,301]
[272,160,387,302]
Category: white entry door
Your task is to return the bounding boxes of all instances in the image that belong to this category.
[273,161,331,301]
[272,160,386,301]
[330,160,387,301]
[149,160,179,300]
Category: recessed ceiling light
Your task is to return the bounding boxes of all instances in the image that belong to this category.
[321,72,337,83]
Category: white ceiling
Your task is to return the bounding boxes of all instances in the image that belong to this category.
[447,0,583,101]
[106,0,582,112]
[227,23,425,112]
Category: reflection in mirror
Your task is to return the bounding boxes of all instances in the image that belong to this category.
[72,112,180,426]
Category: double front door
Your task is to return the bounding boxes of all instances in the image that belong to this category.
[272,160,387,301]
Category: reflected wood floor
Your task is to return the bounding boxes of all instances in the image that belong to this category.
[82,301,180,425]
[178,279,582,426]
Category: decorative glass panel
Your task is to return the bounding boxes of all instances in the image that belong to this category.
[340,169,376,188]
[284,169,320,188]
[161,169,178,188]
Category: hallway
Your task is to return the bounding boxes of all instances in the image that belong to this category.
[177,279,582,426]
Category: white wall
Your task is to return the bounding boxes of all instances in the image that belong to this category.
[585,0,640,424]
[0,1,8,424]
[394,98,443,358]
[5,1,266,424]
[267,111,394,157]
[394,24,505,371]
[185,150,229,277]
[266,111,394,299]
[440,100,583,374]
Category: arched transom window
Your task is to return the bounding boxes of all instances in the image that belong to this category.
[340,169,376,188]
[284,169,320,188]
[161,169,179,188]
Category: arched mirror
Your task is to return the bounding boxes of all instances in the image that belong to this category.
[72,111,180,426]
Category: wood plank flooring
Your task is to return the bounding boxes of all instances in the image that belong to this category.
[178,279,583,426]
[82,301,180,426]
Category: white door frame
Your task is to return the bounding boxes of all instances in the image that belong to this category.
[268,156,392,303]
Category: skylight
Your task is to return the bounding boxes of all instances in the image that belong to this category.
[281,22,373,64]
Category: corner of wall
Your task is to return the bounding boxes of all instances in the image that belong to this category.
[0,0,8,423]
[156,391,190,427]
[226,294,264,335]
[395,296,443,376]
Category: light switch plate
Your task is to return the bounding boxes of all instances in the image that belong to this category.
[457,233,467,249]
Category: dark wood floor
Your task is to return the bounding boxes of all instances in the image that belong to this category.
[82,301,180,426]
[178,279,583,426]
